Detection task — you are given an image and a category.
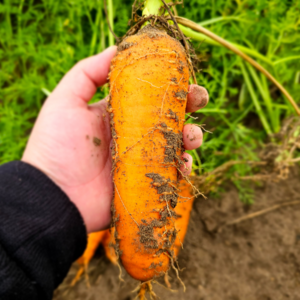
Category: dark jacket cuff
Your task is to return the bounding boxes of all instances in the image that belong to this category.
[0,161,87,299]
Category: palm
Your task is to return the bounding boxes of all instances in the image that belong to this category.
[23,98,113,232]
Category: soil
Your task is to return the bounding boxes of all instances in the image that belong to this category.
[54,167,300,300]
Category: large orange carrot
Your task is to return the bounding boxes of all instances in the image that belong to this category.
[109,25,189,282]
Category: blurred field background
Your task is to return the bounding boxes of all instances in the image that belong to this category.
[1,0,300,202]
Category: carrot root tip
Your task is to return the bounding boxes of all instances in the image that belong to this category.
[70,266,84,287]
[165,252,186,292]
[135,282,157,300]
[164,273,171,289]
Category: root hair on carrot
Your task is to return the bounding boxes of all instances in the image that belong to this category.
[116,259,124,283]
[115,184,139,227]
[70,267,84,287]
[176,165,206,199]
[83,261,91,288]
[160,84,171,117]
[163,272,171,289]
[133,281,157,300]
[136,78,165,89]
[164,252,186,292]
[151,276,177,293]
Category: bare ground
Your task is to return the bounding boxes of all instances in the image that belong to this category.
[54,167,300,300]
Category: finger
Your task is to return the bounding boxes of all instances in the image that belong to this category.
[179,153,193,177]
[50,46,117,104]
[186,84,209,113]
[183,124,203,150]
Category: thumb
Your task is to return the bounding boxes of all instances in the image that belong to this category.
[49,46,117,105]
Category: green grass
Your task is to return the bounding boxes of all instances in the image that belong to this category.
[1,0,300,202]
[179,0,300,200]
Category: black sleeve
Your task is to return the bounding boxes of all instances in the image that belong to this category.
[0,161,87,300]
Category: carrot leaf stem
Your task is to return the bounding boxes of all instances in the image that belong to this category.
[176,16,300,116]
[142,0,171,16]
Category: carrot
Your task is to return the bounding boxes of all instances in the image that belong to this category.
[102,227,118,265]
[78,231,106,265]
[72,229,118,285]
[173,180,194,257]
[109,25,189,282]
[71,230,107,286]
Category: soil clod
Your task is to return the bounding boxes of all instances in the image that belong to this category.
[117,41,136,51]
[160,123,183,163]
[166,109,179,122]
[175,90,188,101]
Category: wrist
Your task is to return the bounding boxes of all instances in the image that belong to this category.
[21,156,89,230]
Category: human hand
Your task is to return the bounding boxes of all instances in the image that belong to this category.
[22,46,209,233]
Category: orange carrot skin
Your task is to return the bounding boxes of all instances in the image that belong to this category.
[109,25,189,281]
[77,231,106,266]
[76,229,116,274]
[173,180,194,257]
[102,227,118,264]
[72,231,106,286]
